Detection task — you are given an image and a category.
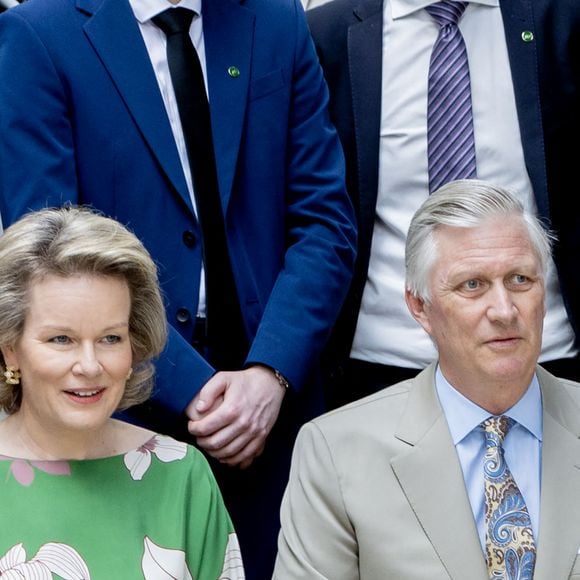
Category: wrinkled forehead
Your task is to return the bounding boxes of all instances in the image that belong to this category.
[431,217,542,277]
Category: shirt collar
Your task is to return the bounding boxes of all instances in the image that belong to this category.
[391,0,499,20]
[129,0,202,25]
[435,365,543,445]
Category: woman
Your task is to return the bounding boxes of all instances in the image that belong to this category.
[0,207,243,579]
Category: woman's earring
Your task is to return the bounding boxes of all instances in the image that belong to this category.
[4,366,21,385]
[126,368,133,381]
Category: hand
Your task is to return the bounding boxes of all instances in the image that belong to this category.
[185,365,286,469]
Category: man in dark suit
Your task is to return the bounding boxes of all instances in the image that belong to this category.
[308,0,580,407]
[0,0,356,576]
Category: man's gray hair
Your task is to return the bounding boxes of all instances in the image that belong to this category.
[405,180,554,302]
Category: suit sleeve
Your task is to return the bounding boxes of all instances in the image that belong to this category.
[245,0,357,390]
[0,12,214,416]
[0,11,79,220]
[273,422,359,579]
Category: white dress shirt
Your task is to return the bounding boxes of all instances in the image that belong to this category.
[351,0,576,368]
[128,0,207,315]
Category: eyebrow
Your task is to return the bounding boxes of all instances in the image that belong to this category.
[449,265,540,282]
[38,323,130,332]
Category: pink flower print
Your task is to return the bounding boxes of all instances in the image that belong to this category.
[0,456,70,487]
[123,435,187,481]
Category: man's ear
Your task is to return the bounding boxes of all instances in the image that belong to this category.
[405,289,433,336]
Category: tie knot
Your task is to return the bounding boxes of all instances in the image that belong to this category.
[481,415,514,445]
[425,1,467,27]
[153,7,196,36]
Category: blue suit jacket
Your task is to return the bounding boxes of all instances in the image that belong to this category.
[0,0,356,423]
[308,0,580,373]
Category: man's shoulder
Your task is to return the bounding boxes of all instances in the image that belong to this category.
[537,365,580,433]
[538,365,580,397]
[307,0,382,30]
[309,374,416,440]
[0,0,83,37]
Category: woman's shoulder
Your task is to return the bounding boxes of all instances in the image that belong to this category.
[120,430,216,483]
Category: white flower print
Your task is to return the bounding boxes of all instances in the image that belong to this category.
[0,543,90,579]
[219,534,244,580]
[141,537,193,580]
[124,435,187,481]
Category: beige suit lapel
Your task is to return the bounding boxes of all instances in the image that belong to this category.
[533,367,580,580]
[391,365,489,580]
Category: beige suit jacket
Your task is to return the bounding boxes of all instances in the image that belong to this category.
[274,364,580,579]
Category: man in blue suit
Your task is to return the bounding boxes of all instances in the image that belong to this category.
[0,0,357,576]
[307,0,580,407]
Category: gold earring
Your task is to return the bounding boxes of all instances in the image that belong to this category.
[126,368,133,381]
[4,366,21,385]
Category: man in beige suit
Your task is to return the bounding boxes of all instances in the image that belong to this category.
[274,180,580,579]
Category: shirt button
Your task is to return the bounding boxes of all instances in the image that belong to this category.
[176,308,191,323]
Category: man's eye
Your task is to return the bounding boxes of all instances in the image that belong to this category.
[514,274,529,284]
[463,279,480,290]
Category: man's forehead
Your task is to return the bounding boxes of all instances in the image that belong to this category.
[432,218,541,273]
[434,217,532,250]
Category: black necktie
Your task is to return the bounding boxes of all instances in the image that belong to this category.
[153,8,246,369]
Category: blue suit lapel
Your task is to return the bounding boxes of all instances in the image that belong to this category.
[203,0,254,213]
[79,0,193,214]
[500,0,549,221]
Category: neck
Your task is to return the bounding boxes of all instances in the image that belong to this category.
[0,413,115,460]
[440,368,535,415]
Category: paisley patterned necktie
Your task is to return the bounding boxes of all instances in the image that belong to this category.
[481,416,536,579]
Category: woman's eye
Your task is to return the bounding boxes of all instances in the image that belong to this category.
[102,335,121,344]
[49,335,70,345]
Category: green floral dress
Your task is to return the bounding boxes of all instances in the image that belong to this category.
[0,434,244,579]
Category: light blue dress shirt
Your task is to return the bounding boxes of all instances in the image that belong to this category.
[435,366,542,550]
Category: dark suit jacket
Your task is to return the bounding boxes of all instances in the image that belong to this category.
[308,0,580,379]
[0,0,356,427]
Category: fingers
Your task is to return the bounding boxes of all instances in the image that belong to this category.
[195,372,228,413]
[188,395,242,437]
[186,366,285,468]
[205,436,265,468]
[194,418,267,459]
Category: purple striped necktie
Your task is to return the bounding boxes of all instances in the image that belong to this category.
[426,0,476,193]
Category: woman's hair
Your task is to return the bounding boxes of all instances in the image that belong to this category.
[405,180,555,302]
[0,206,167,413]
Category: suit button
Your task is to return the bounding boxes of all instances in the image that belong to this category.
[182,230,196,248]
[176,308,191,323]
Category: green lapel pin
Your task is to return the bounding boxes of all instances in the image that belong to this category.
[521,31,534,42]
